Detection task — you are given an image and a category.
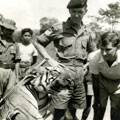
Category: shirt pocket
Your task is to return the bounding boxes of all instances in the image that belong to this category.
[81,36,88,49]
[81,40,87,49]
[10,46,16,54]
[59,36,74,48]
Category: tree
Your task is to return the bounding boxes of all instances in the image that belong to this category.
[87,16,102,32]
[39,17,59,34]
[98,2,120,31]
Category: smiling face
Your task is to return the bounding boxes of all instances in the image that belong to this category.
[69,7,87,25]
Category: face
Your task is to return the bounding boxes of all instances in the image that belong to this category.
[22,32,32,44]
[69,7,87,25]
[2,27,14,37]
[100,42,118,61]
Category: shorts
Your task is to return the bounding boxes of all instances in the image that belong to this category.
[0,68,16,98]
[50,66,86,109]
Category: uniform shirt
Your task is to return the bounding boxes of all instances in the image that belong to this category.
[18,43,38,63]
[0,39,20,64]
[37,18,96,66]
[89,50,120,80]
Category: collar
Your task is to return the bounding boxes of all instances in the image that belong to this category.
[63,17,84,29]
[63,17,86,35]
[98,50,120,66]
[0,39,7,47]
[0,39,14,47]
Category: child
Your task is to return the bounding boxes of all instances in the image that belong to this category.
[18,28,38,80]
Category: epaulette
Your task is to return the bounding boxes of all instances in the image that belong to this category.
[51,22,63,33]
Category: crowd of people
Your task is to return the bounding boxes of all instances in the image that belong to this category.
[0,0,120,120]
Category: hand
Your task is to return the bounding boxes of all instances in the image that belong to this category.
[47,58,65,69]
[26,67,45,76]
[83,63,89,76]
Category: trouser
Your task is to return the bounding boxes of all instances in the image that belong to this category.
[81,95,92,120]
[93,73,120,120]
[50,66,86,120]
[81,80,93,120]
[0,68,16,99]
[92,73,103,120]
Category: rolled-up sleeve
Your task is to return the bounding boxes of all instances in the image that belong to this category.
[37,23,62,47]
[15,43,21,61]
[89,53,99,75]
[37,30,51,47]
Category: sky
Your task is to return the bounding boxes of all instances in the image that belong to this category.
[0,0,119,30]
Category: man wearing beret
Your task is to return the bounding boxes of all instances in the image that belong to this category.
[34,0,96,119]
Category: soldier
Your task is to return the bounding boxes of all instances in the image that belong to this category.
[89,31,120,120]
[34,0,96,119]
[0,17,20,101]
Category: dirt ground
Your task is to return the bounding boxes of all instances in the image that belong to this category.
[45,98,110,120]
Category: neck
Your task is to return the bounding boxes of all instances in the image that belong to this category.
[22,41,30,46]
[1,36,13,42]
[71,21,82,31]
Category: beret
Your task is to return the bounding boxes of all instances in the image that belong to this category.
[67,0,87,9]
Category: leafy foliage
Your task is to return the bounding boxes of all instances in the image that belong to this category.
[98,2,120,31]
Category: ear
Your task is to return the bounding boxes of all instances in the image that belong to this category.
[117,44,120,49]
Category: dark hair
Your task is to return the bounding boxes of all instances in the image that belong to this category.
[21,28,33,36]
[99,31,120,47]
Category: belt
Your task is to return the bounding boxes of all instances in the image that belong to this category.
[19,61,31,68]
[0,63,15,69]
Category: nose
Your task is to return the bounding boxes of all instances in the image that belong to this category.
[75,14,79,17]
[103,50,107,56]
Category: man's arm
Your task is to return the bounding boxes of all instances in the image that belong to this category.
[34,39,65,68]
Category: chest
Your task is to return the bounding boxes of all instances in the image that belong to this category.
[0,42,16,59]
[99,63,120,79]
[19,44,34,56]
[55,30,90,49]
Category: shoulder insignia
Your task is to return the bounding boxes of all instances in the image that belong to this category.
[44,29,52,36]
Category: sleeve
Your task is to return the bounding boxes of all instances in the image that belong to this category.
[32,44,38,56]
[14,43,21,62]
[89,53,99,75]
[37,22,62,47]
[37,29,52,47]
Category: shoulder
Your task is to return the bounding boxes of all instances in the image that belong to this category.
[89,50,101,62]
[117,50,120,54]
[42,22,63,37]
[17,42,22,46]
[117,50,120,59]
[51,22,63,32]
[29,43,37,50]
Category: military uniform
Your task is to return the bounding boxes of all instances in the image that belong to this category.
[0,19,20,99]
[37,18,96,109]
